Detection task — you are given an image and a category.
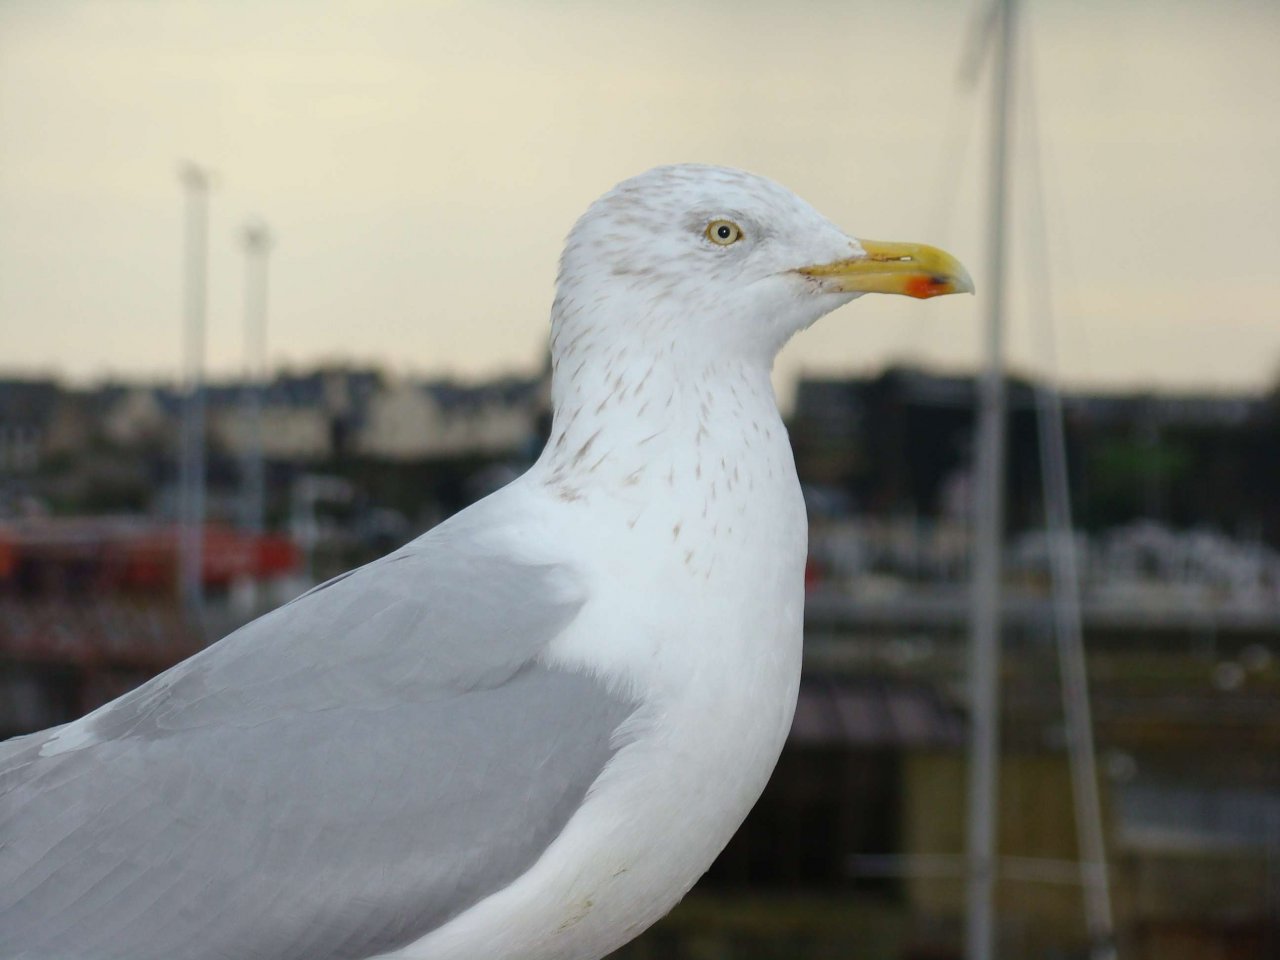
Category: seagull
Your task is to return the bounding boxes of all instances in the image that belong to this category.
[0,163,971,960]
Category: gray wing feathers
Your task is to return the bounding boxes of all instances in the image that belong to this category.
[0,508,635,960]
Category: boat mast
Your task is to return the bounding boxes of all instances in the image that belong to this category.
[964,0,1015,956]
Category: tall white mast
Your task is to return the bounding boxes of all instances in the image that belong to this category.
[964,0,1014,956]
[964,1,1117,956]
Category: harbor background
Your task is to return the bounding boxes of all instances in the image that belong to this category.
[3,363,1277,959]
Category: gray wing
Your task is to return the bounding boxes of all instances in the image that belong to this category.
[0,503,635,960]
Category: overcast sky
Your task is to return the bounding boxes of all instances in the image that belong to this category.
[2,0,1277,398]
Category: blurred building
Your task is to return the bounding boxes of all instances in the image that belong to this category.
[0,367,547,533]
[0,378,60,475]
[359,376,545,460]
[792,366,1280,544]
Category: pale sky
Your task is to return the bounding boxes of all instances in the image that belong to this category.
[2,0,1278,398]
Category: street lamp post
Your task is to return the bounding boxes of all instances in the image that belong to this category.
[239,220,272,538]
[177,163,211,624]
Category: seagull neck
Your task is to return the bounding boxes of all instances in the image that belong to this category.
[534,344,788,500]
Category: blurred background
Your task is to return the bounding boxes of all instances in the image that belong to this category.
[1,1,1278,958]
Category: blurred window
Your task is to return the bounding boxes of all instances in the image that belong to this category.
[1117,781,1280,851]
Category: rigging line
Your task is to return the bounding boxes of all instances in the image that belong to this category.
[931,0,996,242]
[929,50,982,242]
[1018,22,1092,383]
[957,0,1000,90]
[897,0,987,366]
[1019,20,1118,960]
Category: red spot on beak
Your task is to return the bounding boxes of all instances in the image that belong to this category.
[904,276,945,299]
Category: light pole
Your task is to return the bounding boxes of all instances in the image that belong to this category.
[178,163,211,623]
[239,220,272,538]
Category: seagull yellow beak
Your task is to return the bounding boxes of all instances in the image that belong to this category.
[796,240,975,299]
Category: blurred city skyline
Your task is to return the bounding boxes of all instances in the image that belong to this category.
[2,0,1278,397]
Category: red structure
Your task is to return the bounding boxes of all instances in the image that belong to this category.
[0,517,298,597]
[0,518,301,731]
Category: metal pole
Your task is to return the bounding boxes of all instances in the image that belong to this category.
[965,1,1015,958]
[239,221,272,536]
[178,163,211,622]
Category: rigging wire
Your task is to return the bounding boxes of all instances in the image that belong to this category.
[893,1,987,367]
[1018,18,1118,960]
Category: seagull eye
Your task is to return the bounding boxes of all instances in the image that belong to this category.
[705,220,743,246]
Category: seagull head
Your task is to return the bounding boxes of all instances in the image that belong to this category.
[553,163,973,367]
